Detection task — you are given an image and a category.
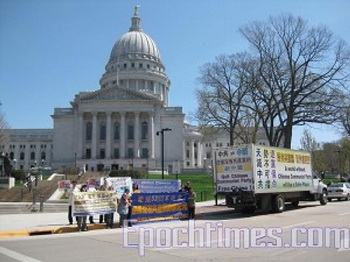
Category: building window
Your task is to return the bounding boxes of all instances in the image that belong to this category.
[30,152,35,160]
[141,148,148,159]
[100,149,105,159]
[186,149,190,158]
[86,122,92,141]
[131,63,135,68]
[114,123,120,140]
[86,149,91,159]
[141,121,148,140]
[100,123,106,140]
[113,148,120,159]
[127,148,134,159]
[41,151,46,161]
[20,152,25,160]
[139,63,143,68]
[147,64,150,69]
[9,152,14,160]
[127,123,134,140]
[124,63,127,68]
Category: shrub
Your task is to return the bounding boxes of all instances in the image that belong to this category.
[11,170,26,181]
[108,169,146,179]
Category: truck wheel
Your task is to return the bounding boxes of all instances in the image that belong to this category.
[291,200,299,207]
[272,195,285,213]
[320,190,328,205]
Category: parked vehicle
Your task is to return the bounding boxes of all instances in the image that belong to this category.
[213,144,328,213]
[327,183,350,201]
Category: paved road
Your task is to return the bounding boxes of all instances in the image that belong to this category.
[1,200,349,262]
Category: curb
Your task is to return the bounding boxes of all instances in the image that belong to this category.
[0,223,109,239]
[0,205,232,239]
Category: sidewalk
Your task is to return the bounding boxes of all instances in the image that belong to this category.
[0,200,229,238]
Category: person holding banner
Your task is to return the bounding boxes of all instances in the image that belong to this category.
[106,185,116,229]
[77,184,88,231]
[68,180,79,225]
[187,187,196,220]
[118,188,131,228]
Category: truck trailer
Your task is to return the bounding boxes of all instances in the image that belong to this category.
[213,144,328,213]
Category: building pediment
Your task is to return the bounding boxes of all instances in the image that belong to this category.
[75,85,159,103]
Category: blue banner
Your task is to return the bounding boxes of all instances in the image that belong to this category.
[132,179,181,193]
[131,192,188,222]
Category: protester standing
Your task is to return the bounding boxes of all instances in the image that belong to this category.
[77,184,88,231]
[118,188,131,228]
[187,187,196,220]
[87,184,96,224]
[68,180,79,225]
[106,185,116,229]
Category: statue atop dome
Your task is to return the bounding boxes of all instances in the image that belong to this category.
[134,5,140,16]
[130,5,141,31]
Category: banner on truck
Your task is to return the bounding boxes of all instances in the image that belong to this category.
[253,145,313,193]
[73,191,117,217]
[214,145,254,192]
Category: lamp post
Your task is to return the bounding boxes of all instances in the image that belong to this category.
[156,128,172,179]
[34,160,38,186]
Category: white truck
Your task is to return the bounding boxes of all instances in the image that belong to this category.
[213,144,328,213]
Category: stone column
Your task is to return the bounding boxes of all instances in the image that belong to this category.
[91,112,97,159]
[77,112,83,159]
[134,112,140,158]
[120,112,126,158]
[197,141,202,168]
[149,113,155,158]
[106,112,112,159]
[191,140,195,168]
[182,140,186,168]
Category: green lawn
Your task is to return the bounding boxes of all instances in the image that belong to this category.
[147,173,215,201]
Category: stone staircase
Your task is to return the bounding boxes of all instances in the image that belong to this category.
[0,177,61,202]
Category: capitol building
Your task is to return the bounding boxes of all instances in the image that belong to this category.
[1,7,268,174]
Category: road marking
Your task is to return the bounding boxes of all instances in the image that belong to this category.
[0,247,42,262]
[338,212,350,216]
[281,221,315,229]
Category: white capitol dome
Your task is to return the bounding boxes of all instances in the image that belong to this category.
[109,18,161,62]
[99,6,169,105]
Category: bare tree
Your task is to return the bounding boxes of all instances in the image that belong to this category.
[0,111,9,146]
[240,14,350,148]
[195,53,256,145]
[300,128,320,152]
[338,93,350,136]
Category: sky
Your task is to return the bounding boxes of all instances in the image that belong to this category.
[0,0,349,149]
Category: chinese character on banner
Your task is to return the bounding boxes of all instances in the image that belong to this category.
[256,148,262,158]
[264,149,269,158]
[272,180,277,188]
[257,158,262,168]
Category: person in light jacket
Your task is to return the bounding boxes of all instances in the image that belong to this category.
[118,188,131,228]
